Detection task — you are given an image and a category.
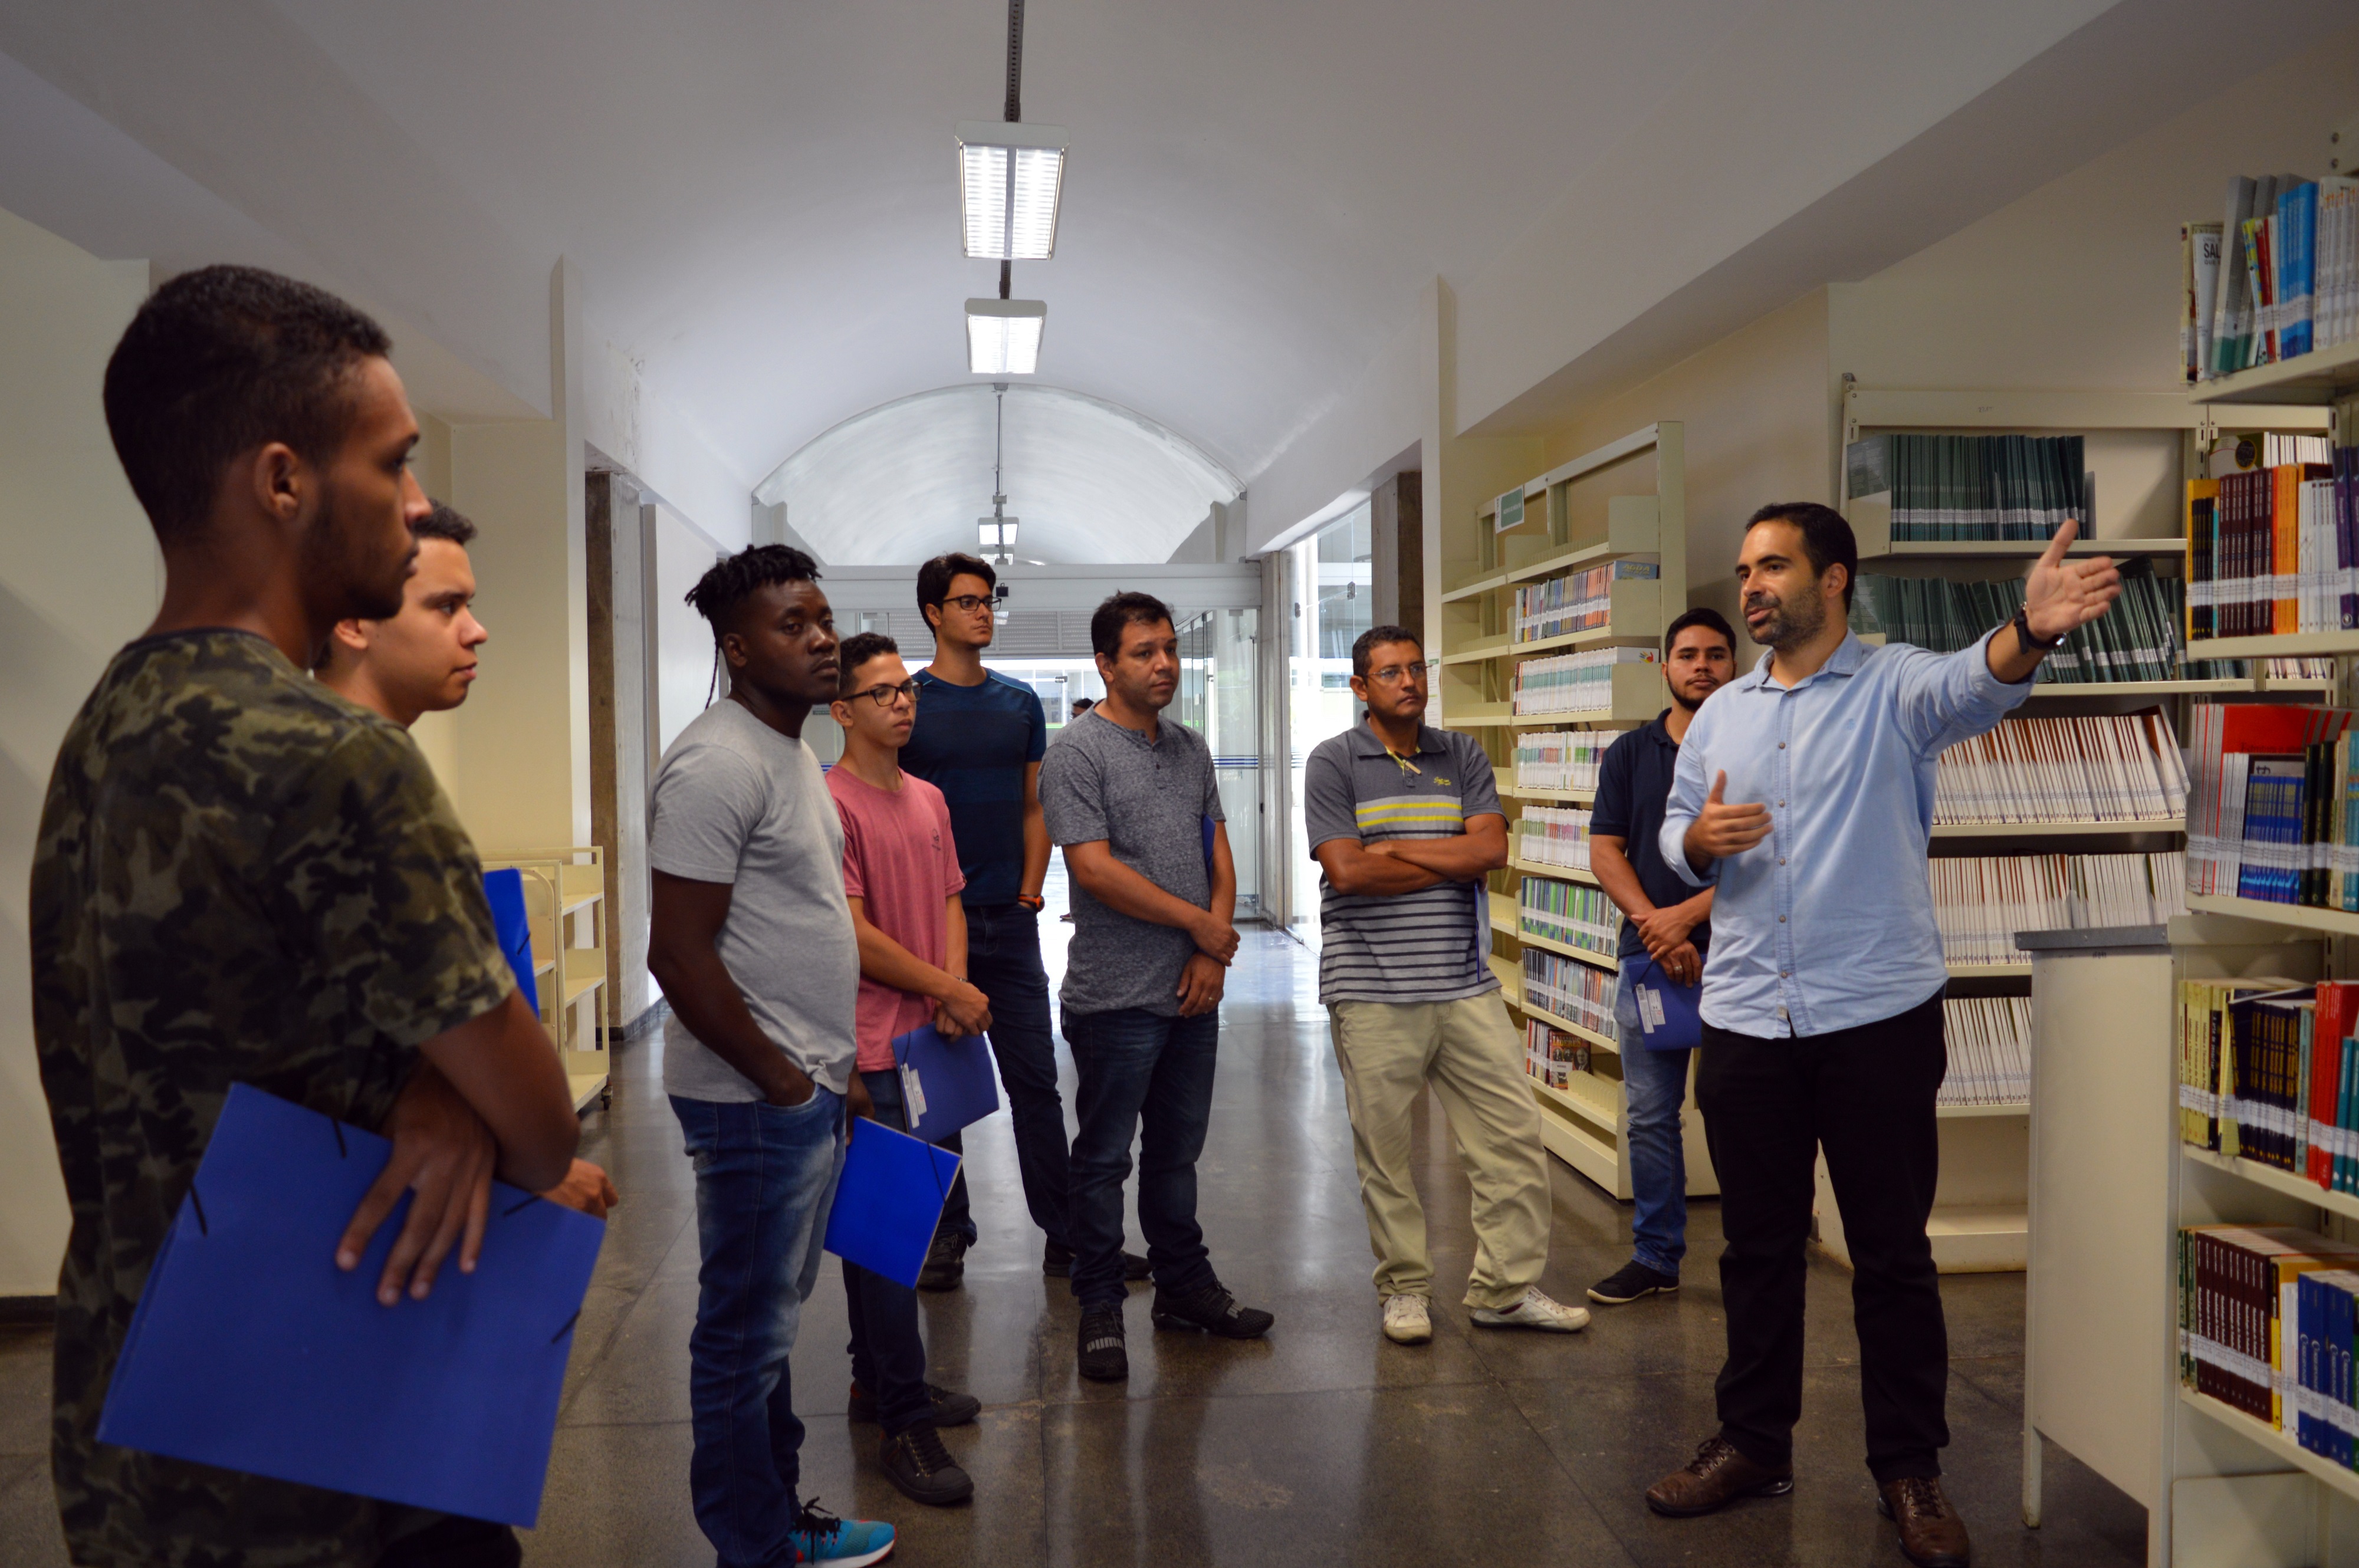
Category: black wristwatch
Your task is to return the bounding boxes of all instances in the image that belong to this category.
[2010,604,2067,652]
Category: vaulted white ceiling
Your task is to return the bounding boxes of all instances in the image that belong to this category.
[0,0,2340,560]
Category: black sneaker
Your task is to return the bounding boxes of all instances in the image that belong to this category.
[1077,1306,1128,1381]
[1588,1260,1680,1305]
[848,1380,982,1428]
[1043,1242,1152,1281]
[916,1230,968,1292]
[878,1421,973,1507]
[1150,1280,1274,1340]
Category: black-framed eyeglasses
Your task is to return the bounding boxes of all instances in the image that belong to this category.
[850,679,919,708]
[937,593,994,614]
[1365,662,1428,685]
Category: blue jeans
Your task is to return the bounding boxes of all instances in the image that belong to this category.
[1064,1007,1220,1309]
[1617,970,1691,1277]
[671,1090,845,1568]
[842,1069,934,1435]
[964,903,1065,1249]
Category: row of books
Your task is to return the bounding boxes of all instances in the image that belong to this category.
[1523,949,1615,1038]
[1930,852,2188,968]
[2178,1225,2359,1439]
[1931,711,2187,826]
[1851,567,2201,685]
[1517,876,1619,958]
[1522,1020,1592,1092]
[2184,173,2359,381]
[1842,433,2089,541]
[1512,731,1609,796]
[1510,646,1655,717]
[1939,997,2031,1107]
[2178,979,2359,1189]
[1514,807,1594,871]
[2184,452,2359,639]
[1512,561,1656,644]
[2183,704,2359,906]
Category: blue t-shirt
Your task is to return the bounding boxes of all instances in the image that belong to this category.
[1591,709,1710,961]
[901,668,1048,908]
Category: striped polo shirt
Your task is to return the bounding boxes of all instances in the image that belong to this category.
[1302,719,1503,1005]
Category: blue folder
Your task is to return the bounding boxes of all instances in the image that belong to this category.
[97,1083,604,1528]
[482,868,538,1005]
[1626,954,1704,1051]
[823,1120,962,1288]
[891,1023,1000,1142]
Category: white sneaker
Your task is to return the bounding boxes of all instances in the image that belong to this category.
[1469,1286,1590,1333]
[1381,1293,1433,1345]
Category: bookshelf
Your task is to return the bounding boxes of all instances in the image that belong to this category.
[1438,420,1715,1202]
[2016,915,2359,1567]
[482,847,612,1113]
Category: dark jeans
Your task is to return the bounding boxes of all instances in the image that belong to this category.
[843,1067,937,1435]
[1694,990,1950,1484]
[672,1090,845,1568]
[963,903,1066,1250]
[1064,1006,1219,1310]
[376,1516,519,1568]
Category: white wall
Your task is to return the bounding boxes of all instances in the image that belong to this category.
[652,502,728,758]
[0,205,152,1296]
[584,337,753,554]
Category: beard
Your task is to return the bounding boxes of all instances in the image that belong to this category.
[304,484,413,623]
[1744,587,1827,652]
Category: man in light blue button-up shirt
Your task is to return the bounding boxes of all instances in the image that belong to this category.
[1641,503,2121,1563]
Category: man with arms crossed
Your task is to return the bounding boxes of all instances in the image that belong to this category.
[1040,591,1274,1381]
[1306,626,1590,1346]
[1647,504,2118,1568]
[902,554,1151,1287]
[646,545,893,1568]
[316,498,616,1221]
[34,265,581,1568]
[1584,607,1736,1307]
[825,630,985,1507]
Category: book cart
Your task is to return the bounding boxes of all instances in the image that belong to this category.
[1836,385,2332,1273]
[1437,421,1718,1201]
[2019,340,2359,1567]
[481,846,612,1113]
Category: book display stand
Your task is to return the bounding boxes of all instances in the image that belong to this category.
[481,846,612,1113]
[1438,422,1716,1201]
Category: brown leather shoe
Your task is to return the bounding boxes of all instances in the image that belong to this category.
[1644,1435,1795,1517]
[1878,1476,1971,1567]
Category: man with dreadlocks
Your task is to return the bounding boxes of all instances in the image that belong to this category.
[645,545,896,1568]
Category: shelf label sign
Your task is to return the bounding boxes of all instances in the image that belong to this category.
[1494,487,1525,534]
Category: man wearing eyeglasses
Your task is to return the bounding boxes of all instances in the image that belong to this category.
[1305,626,1589,1348]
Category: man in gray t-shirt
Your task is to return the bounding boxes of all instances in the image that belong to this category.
[1037,592,1273,1384]
[643,546,895,1568]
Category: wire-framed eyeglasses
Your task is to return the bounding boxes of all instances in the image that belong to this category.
[1364,661,1428,686]
[849,679,919,708]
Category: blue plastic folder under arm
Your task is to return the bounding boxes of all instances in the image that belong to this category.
[96,1083,604,1528]
[823,1120,962,1288]
[891,1023,1001,1142]
[482,868,538,1004]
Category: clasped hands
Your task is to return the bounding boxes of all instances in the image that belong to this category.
[1177,908,1239,1018]
[1634,904,1704,987]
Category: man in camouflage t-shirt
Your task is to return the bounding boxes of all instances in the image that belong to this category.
[32,266,580,1568]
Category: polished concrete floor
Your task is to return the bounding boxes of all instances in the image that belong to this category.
[0,916,2150,1567]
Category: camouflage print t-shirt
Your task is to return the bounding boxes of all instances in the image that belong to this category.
[29,629,518,1568]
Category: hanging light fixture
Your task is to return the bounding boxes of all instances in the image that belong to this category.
[978,384,1020,564]
[965,298,1044,375]
[957,122,1067,261]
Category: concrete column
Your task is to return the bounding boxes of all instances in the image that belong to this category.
[585,470,654,1034]
[1369,470,1422,636]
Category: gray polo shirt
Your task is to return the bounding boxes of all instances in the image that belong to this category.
[1039,708,1224,1017]
[1302,720,1503,1005]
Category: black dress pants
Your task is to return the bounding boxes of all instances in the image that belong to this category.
[1694,989,1949,1482]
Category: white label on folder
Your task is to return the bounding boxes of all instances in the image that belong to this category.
[900,1065,928,1123]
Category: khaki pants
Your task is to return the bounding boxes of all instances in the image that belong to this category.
[1328,993,1552,1310]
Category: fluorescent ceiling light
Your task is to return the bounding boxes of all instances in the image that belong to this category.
[958,121,1067,260]
[966,298,1044,375]
[978,517,1020,551]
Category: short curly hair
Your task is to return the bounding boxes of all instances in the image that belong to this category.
[685,544,823,640]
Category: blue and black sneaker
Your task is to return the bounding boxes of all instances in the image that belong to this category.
[787,1499,895,1566]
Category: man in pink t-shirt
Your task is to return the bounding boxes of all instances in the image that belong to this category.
[824,632,994,1507]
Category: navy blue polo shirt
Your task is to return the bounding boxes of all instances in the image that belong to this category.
[900,668,1047,908]
[1591,708,1710,960]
